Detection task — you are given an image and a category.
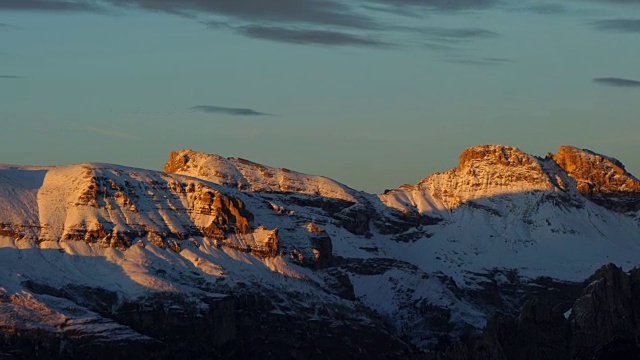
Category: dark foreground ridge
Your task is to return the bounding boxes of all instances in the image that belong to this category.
[2,264,640,359]
[431,264,640,360]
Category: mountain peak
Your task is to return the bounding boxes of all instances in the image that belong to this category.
[457,144,538,170]
[553,146,631,179]
[552,145,640,211]
[164,149,357,201]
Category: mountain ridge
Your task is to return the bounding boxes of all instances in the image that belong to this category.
[1,143,639,358]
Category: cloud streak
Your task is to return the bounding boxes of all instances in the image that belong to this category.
[418,27,499,39]
[0,75,21,79]
[236,25,388,47]
[365,0,498,11]
[593,77,640,88]
[0,0,506,49]
[81,126,140,140]
[448,57,512,66]
[104,0,374,29]
[0,0,102,11]
[592,19,640,33]
[526,3,567,15]
[191,105,273,117]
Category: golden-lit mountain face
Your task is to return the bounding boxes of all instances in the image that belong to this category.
[1,144,640,358]
[553,146,640,212]
[380,144,640,214]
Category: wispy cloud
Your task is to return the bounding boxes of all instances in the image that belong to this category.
[525,3,567,15]
[593,77,640,88]
[414,26,501,64]
[448,57,513,66]
[0,75,21,79]
[418,27,499,40]
[365,0,498,12]
[190,105,273,117]
[0,0,505,48]
[104,0,374,29]
[592,19,640,33]
[0,0,102,11]
[235,25,389,47]
[81,125,140,140]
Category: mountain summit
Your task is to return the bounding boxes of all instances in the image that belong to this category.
[164,149,357,201]
[553,145,640,212]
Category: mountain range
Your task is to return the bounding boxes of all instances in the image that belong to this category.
[1,144,640,359]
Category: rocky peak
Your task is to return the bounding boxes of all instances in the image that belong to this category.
[441,145,553,192]
[164,149,357,202]
[164,150,189,174]
[457,145,540,170]
[552,146,640,212]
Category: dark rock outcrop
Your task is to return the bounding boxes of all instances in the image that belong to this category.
[569,264,640,359]
[436,264,640,360]
[306,223,334,269]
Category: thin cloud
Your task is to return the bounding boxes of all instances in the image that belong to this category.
[0,0,505,49]
[191,105,273,117]
[592,19,640,33]
[81,125,140,140]
[104,0,374,29]
[419,27,499,39]
[526,4,567,15]
[0,0,102,11]
[365,0,499,12]
[448,57,513,66]
[593,77,640,87]
[237,25,389,47]
[413,26,500,60]
[0,75,21,79]
[0,0,375,28]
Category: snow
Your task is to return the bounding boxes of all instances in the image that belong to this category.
[167,149,359,202]
[564,308,573,319]
[1,145,640,349]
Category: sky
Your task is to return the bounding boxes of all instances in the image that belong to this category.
[1,0,639,193]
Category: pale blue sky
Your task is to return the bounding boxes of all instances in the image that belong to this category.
[1,1,639,192]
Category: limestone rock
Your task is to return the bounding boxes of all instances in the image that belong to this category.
[553,146,640,212]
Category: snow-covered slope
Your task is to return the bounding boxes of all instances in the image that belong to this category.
[1,144,639,356]
[379,145,640,280]
[164,149,358,202]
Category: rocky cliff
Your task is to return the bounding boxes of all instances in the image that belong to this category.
[434,264,640,360]
[164,149,358,202]
[553,145,640,212]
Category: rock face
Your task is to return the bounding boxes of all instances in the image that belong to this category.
[553,146,640,212]
[164,149,357,202]
[381,145,562,213]
[570,264,640,359]
[382,144,640,215]
[0,163,276,259]
[457,145,542,171]
[436,264,640,360]
[306,223,334,268]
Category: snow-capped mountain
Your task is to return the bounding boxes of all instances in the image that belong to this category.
[379,145,640,280]
[164,149,358,202]
[1,144,639,358]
